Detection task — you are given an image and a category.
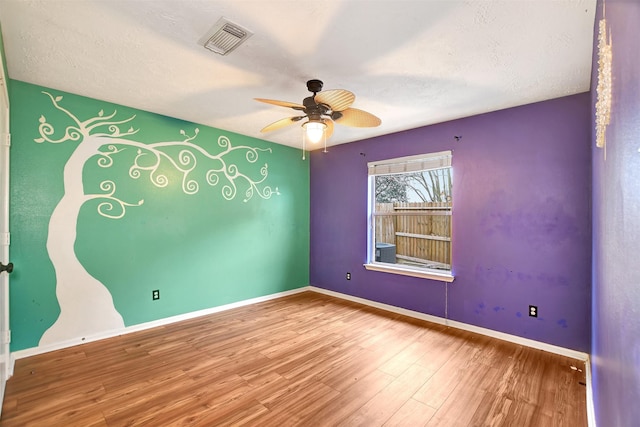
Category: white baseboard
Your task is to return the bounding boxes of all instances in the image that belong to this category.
[11,287,308,360]
[308,286,589,361]
[8,352,14,377]
[586,357,597,427]
[309,286,448,326]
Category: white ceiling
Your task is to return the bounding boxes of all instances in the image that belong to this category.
[0,0,597,149]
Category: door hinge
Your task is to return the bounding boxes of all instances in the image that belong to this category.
[2,330,10,345]
[1,133,9,147]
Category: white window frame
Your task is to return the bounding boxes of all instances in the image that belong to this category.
[364,150,454,282]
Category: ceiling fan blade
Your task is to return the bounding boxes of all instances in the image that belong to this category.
[260,116,303,133]
[314,89,355,112]
[335,108,381,128]
[325,119,335,139]
[255,98,305,110]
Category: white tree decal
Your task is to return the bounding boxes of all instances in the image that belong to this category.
[35,92,279,345]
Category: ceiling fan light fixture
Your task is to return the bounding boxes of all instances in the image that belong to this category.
[302,120,327,144]
[199,17,253,56]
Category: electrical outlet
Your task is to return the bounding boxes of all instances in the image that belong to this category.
[529,305,538,317]
[346,272,351,280]
[152,290,160,300]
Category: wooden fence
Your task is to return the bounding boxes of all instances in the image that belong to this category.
[375,202,451,270]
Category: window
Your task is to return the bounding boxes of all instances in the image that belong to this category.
[365,151,454,282]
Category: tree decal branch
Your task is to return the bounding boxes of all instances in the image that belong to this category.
[85,180,144,219]
[35,92,280,220]
[35,92,138,144]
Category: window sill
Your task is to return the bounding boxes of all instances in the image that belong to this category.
[363,263,455,282]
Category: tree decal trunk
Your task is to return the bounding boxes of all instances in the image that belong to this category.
[35,92,279,346]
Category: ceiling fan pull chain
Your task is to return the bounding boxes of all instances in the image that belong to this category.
[302,132,306,160]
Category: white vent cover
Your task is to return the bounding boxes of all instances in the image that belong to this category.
[199,17,253,56]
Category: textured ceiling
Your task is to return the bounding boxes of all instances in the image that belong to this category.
[0,0,597,149]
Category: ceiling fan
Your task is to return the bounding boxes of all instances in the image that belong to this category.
[255,79,381,157]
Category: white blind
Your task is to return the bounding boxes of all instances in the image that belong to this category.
[368,150,452,176]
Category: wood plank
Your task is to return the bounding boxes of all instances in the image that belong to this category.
[340,363,434,426]
[396,231,451,242]
[395,254,451,269]
[393,206,451,210]
[383,398,436,427]
[301,368,396,426]
[374,210,452,216]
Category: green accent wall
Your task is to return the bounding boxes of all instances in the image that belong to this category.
[9,80,309,351]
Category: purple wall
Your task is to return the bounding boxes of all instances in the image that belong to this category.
[591,1,640,425]
[311,93,592,352]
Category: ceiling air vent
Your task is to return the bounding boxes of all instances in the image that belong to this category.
[199,17,253,56]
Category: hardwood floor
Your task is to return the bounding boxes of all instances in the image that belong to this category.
[0,291,587,426]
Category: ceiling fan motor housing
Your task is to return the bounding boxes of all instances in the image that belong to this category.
[303,95,329,120]
[306,79,323,94]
